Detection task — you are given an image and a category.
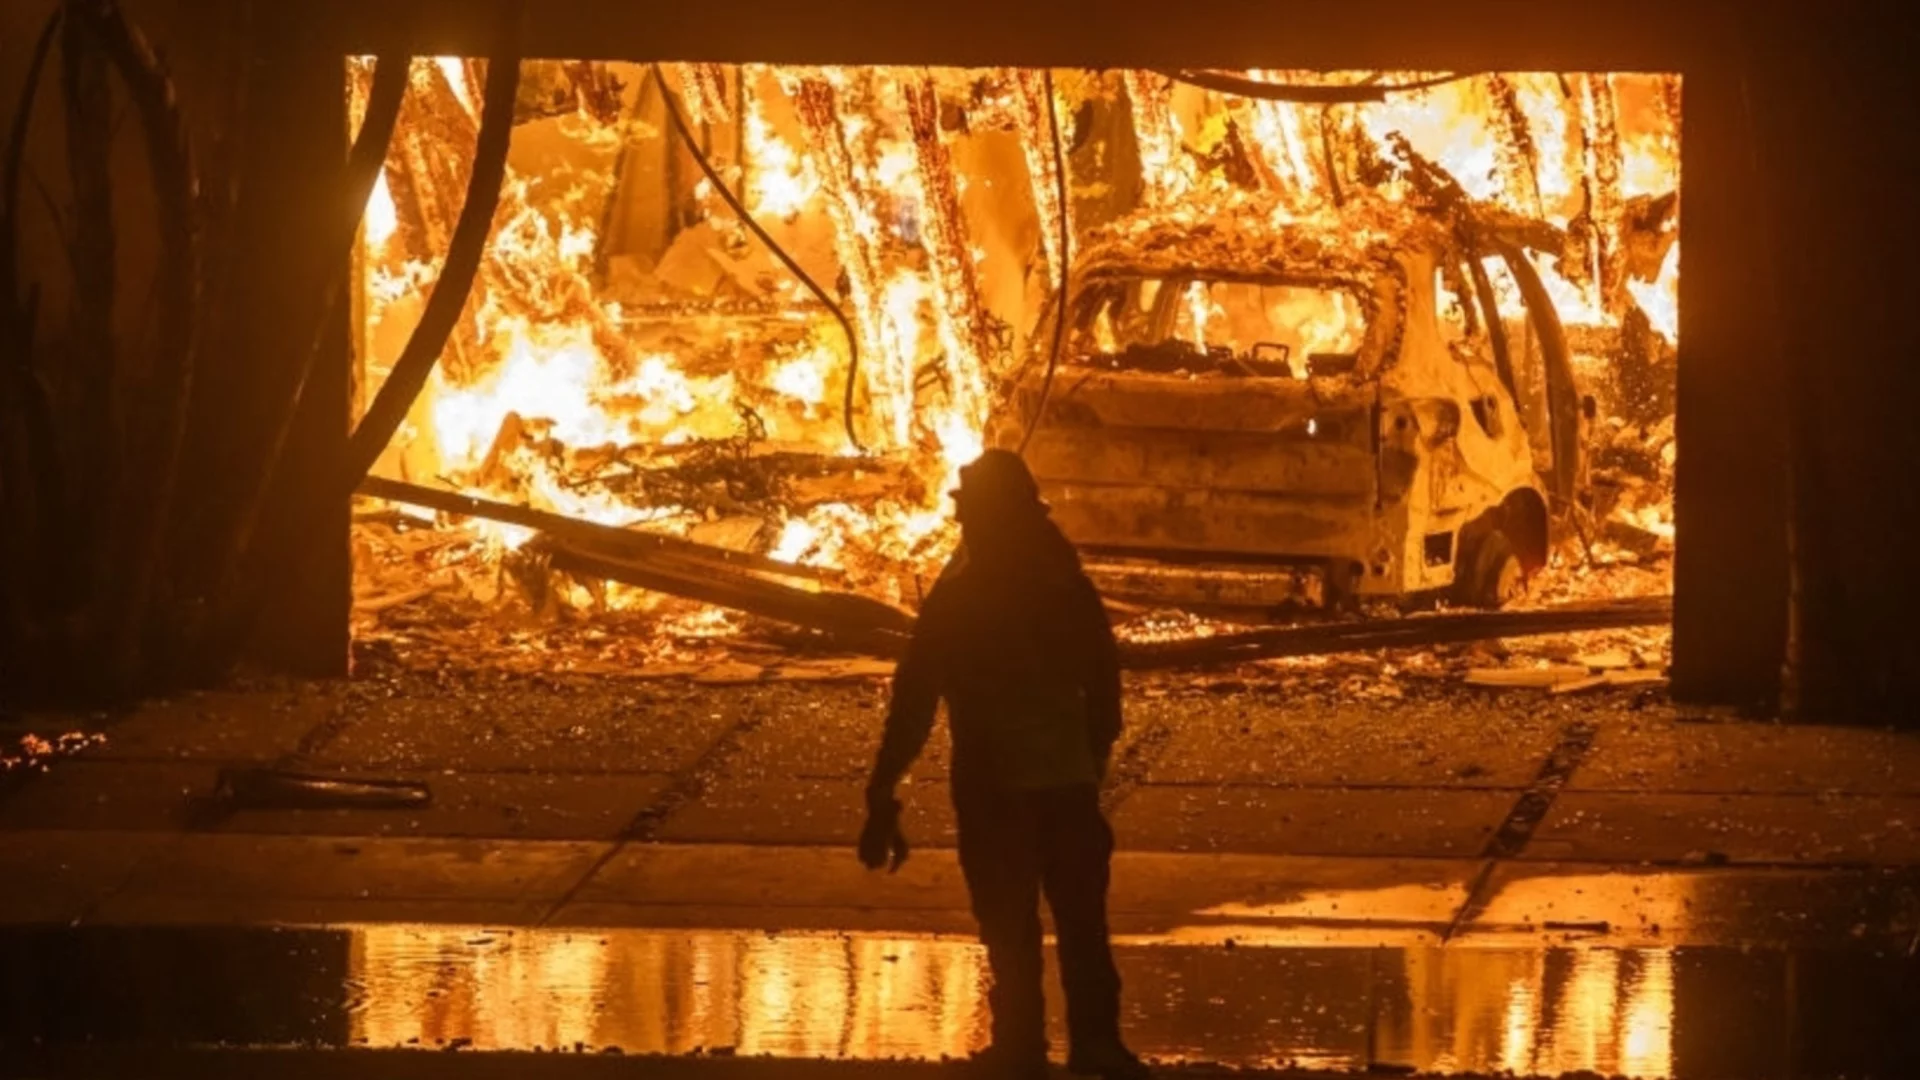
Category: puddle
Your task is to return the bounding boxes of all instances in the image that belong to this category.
[2,922,1915,1077]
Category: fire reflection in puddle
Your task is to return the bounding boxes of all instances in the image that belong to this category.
[1390,946,1674,1077]
[349,926,990,1061]
[333,924,1764,1076]
[4,920,1913,1076]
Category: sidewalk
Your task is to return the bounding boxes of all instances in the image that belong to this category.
[7,828,1916,945]
[6,673,1919,939]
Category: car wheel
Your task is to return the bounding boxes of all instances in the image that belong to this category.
[1455,528,1524,609]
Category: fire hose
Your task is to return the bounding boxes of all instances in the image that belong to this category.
[1159,69,1475,104]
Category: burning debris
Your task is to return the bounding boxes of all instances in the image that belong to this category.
[347,63,1680,669]
[0,731,107,774]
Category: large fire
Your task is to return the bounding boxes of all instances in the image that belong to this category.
[349,63,1680,649]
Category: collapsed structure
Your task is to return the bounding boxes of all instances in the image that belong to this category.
[347,63,1680,668]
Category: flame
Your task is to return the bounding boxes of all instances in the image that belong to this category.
[745,84,819,218]
[1246,81,1322,206]
[1125,71,1193,206]
[1516,76,1578,206]
[1622,501,1676,542]
[657,605,742,639]
[427,326,720,476]
[932,408,983,495]
[435,57,477,119]
[768,347,831,410]
[364,169,398,248]
[1361,80,1507,202]
[1626,240,1680,342]
[1185,280,1211,349]
[352,61,1681,631]
[771,516,824,563]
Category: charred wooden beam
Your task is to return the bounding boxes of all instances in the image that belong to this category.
[356,474,833,584]
[1483,73,1545,218]
[1014,69,1072,281]
[666,62,731,126]
[546,538,913,658]
[1585,74,1626,314]
[785,70,898,448]
[1117,595,1671,671]
[905,75,996,410]
[387,59,477,262]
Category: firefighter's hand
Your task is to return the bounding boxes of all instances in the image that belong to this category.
[1093,743,1116,785]
[858,791,909,872]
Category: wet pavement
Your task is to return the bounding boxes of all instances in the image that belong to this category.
[4,843,1919,1078]
[7,676,1920,1076]
[3,916,1917,1078]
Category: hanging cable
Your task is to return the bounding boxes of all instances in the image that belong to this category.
[1018,68,1072,456]
[1160,68,1475,104]
[651,64,865,452]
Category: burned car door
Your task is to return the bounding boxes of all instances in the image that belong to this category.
[1487,243,1582,511]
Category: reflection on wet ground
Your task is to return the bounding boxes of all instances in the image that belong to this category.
[3,920,1916,1078]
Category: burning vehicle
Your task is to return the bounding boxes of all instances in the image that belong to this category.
[993,196,1577,611]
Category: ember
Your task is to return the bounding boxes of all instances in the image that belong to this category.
[347,63,1680,665]
[0,732,106,774]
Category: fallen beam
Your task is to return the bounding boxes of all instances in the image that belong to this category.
[1116,595,1672,671]
[361,476,911,653]
[357,475,831,584]
[547,537,913,657]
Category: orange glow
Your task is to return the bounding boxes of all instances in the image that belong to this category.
[1627,240,1680,342]
[364,170,398,249]
[1499,974,1539,1073]
[341,923,1689,1076]
[352,62,1679,626]
[1620,950,1676,1078]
